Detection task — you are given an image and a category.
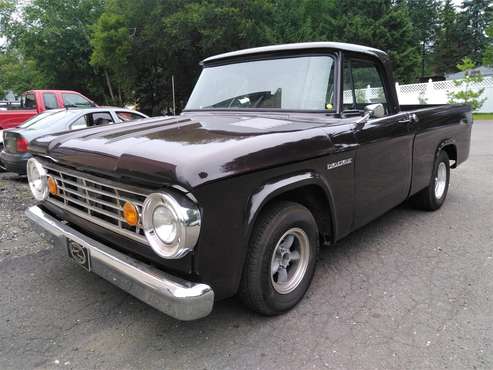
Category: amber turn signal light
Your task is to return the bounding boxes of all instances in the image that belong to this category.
[47,176,58,195]
[123,201,139,226]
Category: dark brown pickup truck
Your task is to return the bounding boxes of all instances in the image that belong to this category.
[25,42,472,321]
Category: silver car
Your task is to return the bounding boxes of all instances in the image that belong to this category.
[0,107,148,174]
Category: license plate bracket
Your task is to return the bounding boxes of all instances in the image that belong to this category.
[67,240,91,271]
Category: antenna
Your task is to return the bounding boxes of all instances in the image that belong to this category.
[172,75,176,116]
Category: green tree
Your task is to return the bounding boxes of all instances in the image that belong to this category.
[0,50,47,95]
[0,0,15,41]
[90,12,133,105]
[461,0,492,63]
[448,57,486,111]
[161,0,275,109]
[483,24,493,66]
[328,0,420,83]
[91,0,276,115]
[432,0,472,75]
[7,0,484,113]
[270,0,336,43]
[406,0,440,77]
[7,0,105,101]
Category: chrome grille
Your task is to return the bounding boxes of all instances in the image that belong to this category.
[44,165,149,245]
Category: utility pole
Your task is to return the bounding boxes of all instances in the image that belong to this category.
[172,75,176,116]
[421,41,426,78]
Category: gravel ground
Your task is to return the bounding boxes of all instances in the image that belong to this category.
[0,173,47,262]
[0,122,492,370]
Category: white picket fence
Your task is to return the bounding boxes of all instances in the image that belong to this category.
[396,77,493,113]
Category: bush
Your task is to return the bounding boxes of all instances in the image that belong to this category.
[448,57,486,111]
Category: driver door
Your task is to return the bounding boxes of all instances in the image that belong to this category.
[343,56,414,228]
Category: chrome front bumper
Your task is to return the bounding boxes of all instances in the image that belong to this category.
[25,206,214,321]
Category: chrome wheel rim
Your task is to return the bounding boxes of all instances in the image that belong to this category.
[434,162,447,199]
[270,227,310,295]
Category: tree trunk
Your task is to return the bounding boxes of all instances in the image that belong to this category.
[104,70,115,104]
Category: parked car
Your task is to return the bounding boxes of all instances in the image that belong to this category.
[25,42,472,321]
[0,107,147,174]
[0,90,95,132]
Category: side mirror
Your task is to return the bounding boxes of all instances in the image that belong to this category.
[364,103,385,119]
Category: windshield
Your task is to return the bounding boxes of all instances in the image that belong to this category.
[20,110,79,131]
[186,55,335,111]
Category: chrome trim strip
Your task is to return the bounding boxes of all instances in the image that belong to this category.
[25,206,214,321]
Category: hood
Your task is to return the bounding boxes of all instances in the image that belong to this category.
[30,113,336,189]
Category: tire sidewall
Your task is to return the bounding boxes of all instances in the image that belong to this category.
[430,151,450,208]
[259,205,318,313]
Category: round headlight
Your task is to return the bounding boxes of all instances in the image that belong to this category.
[26,158,48,201]
[142,193,201,259]
[152,205,178,244]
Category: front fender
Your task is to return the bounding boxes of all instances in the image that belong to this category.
[246,171,337,241]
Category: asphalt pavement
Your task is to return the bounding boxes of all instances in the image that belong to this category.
[0,122,492,370]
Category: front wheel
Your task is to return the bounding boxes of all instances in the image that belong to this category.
[410,150,450,211]
[238,201,319,315]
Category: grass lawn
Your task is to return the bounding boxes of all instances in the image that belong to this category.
[473,113,493,121]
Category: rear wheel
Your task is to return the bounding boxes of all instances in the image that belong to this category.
[410,150,450,211]
[239,201,319,315]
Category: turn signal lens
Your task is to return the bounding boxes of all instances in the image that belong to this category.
[47,176,58,195]
[123,201,139,226]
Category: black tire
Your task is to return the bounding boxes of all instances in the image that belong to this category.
[238,201,319,315]
[0,144,5,172]
[410,150,450,211]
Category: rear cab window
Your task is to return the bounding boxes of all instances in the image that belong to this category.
[21,93,37,109]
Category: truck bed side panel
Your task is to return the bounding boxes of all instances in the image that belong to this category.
[406,105,472,196]
[0,110,37,129]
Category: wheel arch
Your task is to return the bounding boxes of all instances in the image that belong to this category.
[246,172,336,246]
[437,139,458,168]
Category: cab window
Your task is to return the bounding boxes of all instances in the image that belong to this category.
[71,112,114,130]
[343,58,389,113]
[62,93,93,108]
[22,93,37,109]
[91,112,113,126]
[71,115,88,130]
[43,93,58,109]
[116,111,145,122]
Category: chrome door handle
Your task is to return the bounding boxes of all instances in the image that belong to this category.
[398,113,418,124]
